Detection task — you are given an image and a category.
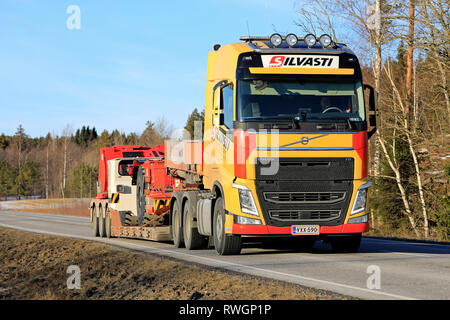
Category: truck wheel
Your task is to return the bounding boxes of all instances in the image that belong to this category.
[105,207,112,238]
[213,196,241,255]
[91,205,99,237]
[183,194,208,250]
[330,234,362,253]
[171,199,184,248]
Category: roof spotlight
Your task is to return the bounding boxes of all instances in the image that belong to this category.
[319,34,333,48]
[285,33,298,47]
[269,33,283,47]
[304,34,317,48]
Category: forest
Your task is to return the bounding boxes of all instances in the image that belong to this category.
[0,1,448,240]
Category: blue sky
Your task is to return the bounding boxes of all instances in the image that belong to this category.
[0,0,306,137]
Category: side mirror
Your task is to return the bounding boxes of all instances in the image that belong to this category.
[364,84,378,139]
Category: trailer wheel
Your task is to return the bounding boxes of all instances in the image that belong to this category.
[98,206,106,238]
[91,205,99,237]
[105,206,112,238]
[183,193,208,250]
[329,234,361,253]
[171,199,184,248]
[213,196,241,255]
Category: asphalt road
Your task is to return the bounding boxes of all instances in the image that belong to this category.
[1,211,449,300]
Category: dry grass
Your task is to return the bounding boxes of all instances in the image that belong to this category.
[0,198,90,217]
[0,228,346,300]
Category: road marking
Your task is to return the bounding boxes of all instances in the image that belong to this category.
[0,222,417,300]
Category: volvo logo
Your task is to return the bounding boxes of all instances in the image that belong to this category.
[281,134,329,148]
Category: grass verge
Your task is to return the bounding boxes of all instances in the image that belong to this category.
[0,228,349,300]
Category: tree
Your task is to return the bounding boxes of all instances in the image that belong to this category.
[184,108,205,140]
[0,161,17,200]
[65,163,98,198]
[14,161,40,199]
[140,117,172,146]
[97,130,112,148]
[0,134,9,150]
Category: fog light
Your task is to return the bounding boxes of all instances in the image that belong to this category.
[285,33,298,47]
[319,34,333,47]
[304,34,317,47]
[234,215,262,225]
[348,214,368,224]
[269,33,283,47]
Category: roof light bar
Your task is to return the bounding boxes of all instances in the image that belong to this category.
[240,33,336,49]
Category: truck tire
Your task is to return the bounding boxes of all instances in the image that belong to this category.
[136,166,146,225]
[98,206,106,238]
[91,205,99,237]
[171,199,184,248]
[105,206,112,238]
[183,193,208,250]
[330,234,361,253]
[213,196,241,255]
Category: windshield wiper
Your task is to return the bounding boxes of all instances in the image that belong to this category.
[306,116,354,130]
[243,116,300,129]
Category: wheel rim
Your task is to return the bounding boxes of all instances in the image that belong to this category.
[216,213,223,243]
[184,208,191,242]
[174,207,180,239]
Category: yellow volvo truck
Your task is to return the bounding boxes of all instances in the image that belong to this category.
[187,33,377,255]
[91,33,377,256]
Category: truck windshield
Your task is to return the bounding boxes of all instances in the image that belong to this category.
[237,80,365,122]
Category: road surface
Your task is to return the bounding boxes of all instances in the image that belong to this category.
[0,211,449,300]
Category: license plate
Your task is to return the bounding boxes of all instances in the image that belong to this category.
[291,225,320,235]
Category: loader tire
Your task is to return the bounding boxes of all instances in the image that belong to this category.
[98,206,106,238]
[213,196,241,255]
[91,205,99,237]
[136,166,146,226]
[105,206,112,238]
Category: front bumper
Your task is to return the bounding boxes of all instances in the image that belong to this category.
[232,222,369,235]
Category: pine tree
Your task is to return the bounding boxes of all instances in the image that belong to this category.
[184,108,205,139]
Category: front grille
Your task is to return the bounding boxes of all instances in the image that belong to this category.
[264,191,346,204]
[254,157,354,227]
[269,210,341,222]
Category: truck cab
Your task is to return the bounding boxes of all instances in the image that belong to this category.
[198,34,377,254]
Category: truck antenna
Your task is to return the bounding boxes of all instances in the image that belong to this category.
[246,20,251,38]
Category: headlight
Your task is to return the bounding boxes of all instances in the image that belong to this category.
[232,184,259,216]
[304,34,317,47]
[269,33,283,47]
[350,182,372,215]
[285,33,298,47]
[319,34,333,48]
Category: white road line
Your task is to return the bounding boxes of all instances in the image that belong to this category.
[0,222,417,300]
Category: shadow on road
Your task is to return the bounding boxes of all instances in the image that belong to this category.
[239,237,450,256]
